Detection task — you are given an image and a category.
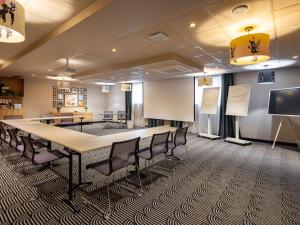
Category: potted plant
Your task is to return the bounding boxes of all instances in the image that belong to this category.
[56,102,63,113]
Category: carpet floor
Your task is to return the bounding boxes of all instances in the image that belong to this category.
[0,127,300,225]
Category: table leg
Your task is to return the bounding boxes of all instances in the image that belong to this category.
[80,118,83,132]
[47,141,52,150]
[63,151,80,213]
[72,153,92,190]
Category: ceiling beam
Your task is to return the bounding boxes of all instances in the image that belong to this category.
[0,0,112,71]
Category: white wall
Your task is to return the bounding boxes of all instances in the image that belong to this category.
[105,85,125,112]
[23,77,107,121]
[235,66,300,143]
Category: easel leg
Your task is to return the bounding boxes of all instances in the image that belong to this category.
[272,118,283,149]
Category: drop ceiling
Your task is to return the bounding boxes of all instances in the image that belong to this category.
[0,0,300,83]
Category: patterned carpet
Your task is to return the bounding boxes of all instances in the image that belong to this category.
[0,126,300,225]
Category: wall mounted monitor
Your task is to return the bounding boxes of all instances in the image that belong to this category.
[268,87,300,117]
[226,85,251,117]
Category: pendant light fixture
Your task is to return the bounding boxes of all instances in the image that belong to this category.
[230,26,270,65]
[0,0,25,43]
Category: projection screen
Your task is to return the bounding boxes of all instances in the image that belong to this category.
[226,85,251,117]
[200,87,220,115]
[144,78,195,122]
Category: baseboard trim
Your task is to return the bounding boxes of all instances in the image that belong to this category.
[241,137,297,147]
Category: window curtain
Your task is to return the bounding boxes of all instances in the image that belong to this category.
[125,90,132,121]
[171,121,183,128]
[148,119,164,127]
[218,73,235,138]
[132,83,144,127]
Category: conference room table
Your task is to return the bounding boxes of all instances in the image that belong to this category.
[0,118,176,213]
[28,115,86,132]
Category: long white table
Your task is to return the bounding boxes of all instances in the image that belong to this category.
[27,115,86,132]
[0,119,176,212]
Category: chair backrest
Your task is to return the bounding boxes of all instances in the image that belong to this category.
[174,127,188,147]
[150,131,170,158]
[7,128,19,148]
[117,111,126,120]
[0,123,7,140]
[20,135,36,161]
[4,115,23,120]
[104,111,113,120]
[109,137,140,174]
[60,113,73,123]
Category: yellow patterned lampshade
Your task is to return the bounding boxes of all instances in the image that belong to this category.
[0,0,25,43]
[121,83,132,92]
[230,33,270,65]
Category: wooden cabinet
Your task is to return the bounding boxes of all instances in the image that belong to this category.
[0,78,24,97]
[0,78,24,119]
[0,109,24,119]
[50,112,93,122]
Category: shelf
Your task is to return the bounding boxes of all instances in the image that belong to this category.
[0,96,23,98]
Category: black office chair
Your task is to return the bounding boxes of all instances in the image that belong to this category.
[20,135,66,167]
[103,111,114,128]
[0,123,10,148]
[138,131,171,179]
[7,128,47,156]
[117,111,126,128]
[168,127,189,161]
[85,137,143,220]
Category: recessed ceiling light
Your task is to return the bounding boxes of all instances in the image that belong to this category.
[46,76,77,81]
[95,82,115,86]
[190,22,196,28]
[292,55,298,59]
[112,48,117,52]
[232,5,249,14]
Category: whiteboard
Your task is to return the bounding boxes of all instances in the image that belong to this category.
[226,85,251,117]
[144,78,194,122]
[200,87,220,115]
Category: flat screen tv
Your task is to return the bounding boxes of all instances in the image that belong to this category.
[268,87,300,116]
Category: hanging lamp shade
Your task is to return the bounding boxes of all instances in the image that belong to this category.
[230,31,270,65]
[0,0,25,43]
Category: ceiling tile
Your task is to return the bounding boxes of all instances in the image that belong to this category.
[206,0,272,26]
[273,0,300,11]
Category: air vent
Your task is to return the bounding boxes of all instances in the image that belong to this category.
[152,65,194,75]
[149,32,170,42]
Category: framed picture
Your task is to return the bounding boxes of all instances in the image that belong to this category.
[78,100,85,107]
[64,94,78,107]
[78,95,84,101]
[57,93,64,100]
